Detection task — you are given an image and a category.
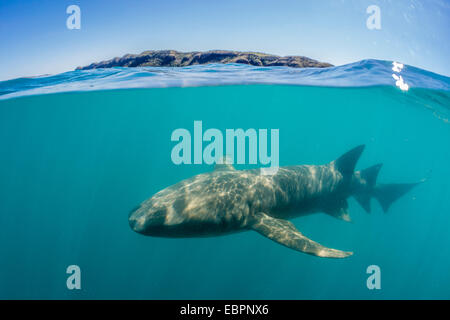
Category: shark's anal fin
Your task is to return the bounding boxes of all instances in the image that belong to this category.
[249,212,353,258]
[354,193,371,213]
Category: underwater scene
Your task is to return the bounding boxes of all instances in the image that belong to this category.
[0,60,449,300]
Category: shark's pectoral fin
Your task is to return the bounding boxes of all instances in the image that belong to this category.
[249,212,353,258]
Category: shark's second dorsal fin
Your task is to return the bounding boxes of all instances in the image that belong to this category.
[353,163,383,213]
[360,163,383,188]
[214,156,236,171]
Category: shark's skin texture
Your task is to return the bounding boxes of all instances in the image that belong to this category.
[129,145,421,258]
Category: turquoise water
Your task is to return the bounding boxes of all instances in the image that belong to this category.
[0,61,450,299]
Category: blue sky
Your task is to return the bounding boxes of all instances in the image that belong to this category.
[0,0,449,80]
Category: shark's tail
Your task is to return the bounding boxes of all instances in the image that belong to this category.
[372,182,423,213]
[353,163,424,213]
[332,145,424,214]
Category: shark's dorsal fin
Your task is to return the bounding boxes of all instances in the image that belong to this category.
[249,212,353,258]
[214,156,235,171]
[214,163,236,171]
[333,145,365,177]
[360,163,383,187]
[354,163,383,213]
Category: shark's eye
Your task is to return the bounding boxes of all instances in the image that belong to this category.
[152,209,167,218]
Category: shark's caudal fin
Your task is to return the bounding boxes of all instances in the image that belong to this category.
[373,182,422,213]
[334,146,423,214]
[354,163,423,213]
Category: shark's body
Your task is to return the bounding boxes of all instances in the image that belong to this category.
[129,145,421,258]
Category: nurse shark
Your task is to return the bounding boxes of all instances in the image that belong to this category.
[129,145,422,258]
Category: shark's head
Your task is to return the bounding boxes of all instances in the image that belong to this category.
[128,201,169,236]
[128,183,196,237]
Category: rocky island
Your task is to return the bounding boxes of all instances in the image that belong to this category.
[76,50,333,70]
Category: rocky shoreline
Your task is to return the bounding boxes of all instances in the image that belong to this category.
[76,50,333,70]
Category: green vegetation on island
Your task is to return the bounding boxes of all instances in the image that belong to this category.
[76,50,333,70]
